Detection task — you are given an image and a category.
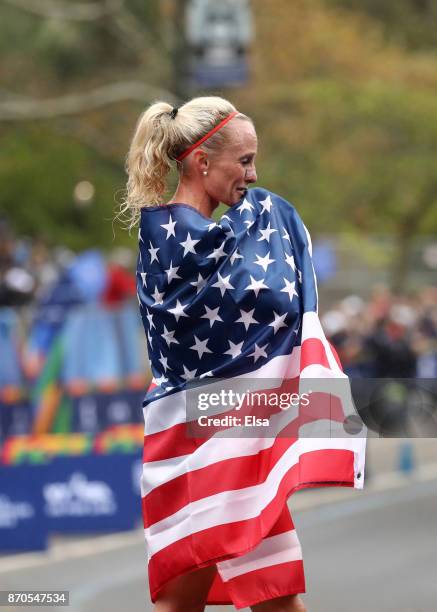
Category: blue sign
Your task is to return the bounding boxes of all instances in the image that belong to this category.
[130,453,143,520]
[43,454,141,533]
[0,465,48,551]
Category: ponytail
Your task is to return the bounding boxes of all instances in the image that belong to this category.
[117,96,250,230]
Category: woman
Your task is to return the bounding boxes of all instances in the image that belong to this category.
[121,96,366,611]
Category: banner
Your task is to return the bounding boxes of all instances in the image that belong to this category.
[0,465,48,551]
[43,453,141,533]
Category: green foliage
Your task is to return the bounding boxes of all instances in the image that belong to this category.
[0,125,128,250]
[328,0,437,51]
[1,0,437,273]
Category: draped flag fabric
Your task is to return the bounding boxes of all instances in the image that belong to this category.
[136,187,366,608]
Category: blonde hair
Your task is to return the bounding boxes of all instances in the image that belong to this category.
[117,96,251,230]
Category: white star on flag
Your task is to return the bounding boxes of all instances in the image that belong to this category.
[268,311,288,334]
[285,252,296,271]
[148,241,160,263]
[230,250,244,265]
[190,336,212,358]
[207,222,217,232]
[160,215,177,239]
[146,310,155,329]
[238,198,254,214]
[147,330,153,348]
[180,232,200,256]
[207,242,227,263]
[257,222,278,243]
[138,227,144,243]
[161,324,178,347]
[201,305,223,327]
[165,260,182,283]
[236,308,258,331]
[245,275,268,297]
[280,278,299,302]
[254,252,275,272]
[224,340,244,359]
[212,272,234,296]
[282,228,291,242]
[249,343,268,363]
[168,299,189,322]
[151,286,164,305]
[158,351,171,371]
[181,365,197,381]
[190,273,208,294]
[259,195,273,214]
[244,220,254,235]
[140,271,147,286]
[154,374,168,386]
[199,370,214,379]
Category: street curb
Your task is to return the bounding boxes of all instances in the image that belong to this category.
[290,460,437,512]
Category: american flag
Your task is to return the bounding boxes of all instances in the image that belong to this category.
[136,187,366,608]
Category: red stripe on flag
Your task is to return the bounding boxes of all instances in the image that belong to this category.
[142,437,297,528]
[300,337,331,371]
[143,423,202,463]
[147,449,354,602]
[143,387,346,466]
[142,393,349,526]
[225,559,305,609]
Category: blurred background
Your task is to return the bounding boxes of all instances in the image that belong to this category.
[0,1,437,611]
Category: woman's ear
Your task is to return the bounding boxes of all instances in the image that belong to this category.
[192,149,209,174]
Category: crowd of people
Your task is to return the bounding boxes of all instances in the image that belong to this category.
[1,218,436,381]
[0,219,136,310]
[322,286,437,379]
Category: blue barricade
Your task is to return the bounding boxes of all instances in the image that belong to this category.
[43,453,142,534]
[0,464,49,551]
[0,451,143,552]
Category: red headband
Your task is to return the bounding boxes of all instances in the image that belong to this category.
[175,111,239,162]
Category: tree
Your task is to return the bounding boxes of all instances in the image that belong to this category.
[230,0,437,289]
[1,0,437,290]
[327,0,437,51]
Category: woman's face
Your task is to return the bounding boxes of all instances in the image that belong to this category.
[204,119,258,207]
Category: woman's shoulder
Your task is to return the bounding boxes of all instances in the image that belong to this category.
[140,202,211,222]
[247,186,300,218]
[139,202,214,244]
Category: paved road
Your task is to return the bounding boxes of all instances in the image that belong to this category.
[1,475,436,612]
[295,477,437,612]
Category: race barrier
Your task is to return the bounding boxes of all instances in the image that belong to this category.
[0,464,48,551]
[0,449,143,553]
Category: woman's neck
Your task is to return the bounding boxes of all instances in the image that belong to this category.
[168,183,219,219]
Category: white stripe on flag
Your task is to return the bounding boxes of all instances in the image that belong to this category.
[217,529,302,581]
[144,347,301,435]
[144,437,363,556]
[301,311,343,374]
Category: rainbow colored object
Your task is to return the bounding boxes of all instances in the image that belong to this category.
[93,424,144,454]
[1,424,144,465]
